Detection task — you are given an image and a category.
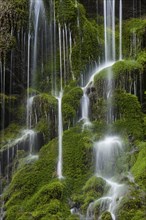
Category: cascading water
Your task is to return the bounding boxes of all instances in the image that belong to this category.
[119,0,123,60]
[80,62,115,128]
[26,0,46,156]
[86,137,127,220]
[80,1,126,219]
[94,136,123,178]
[56,92,63,179]
[56,23,63,179]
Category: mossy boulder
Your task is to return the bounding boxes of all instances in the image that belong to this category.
[113,90,144,139]
[81,176,106,214]
[0,123,21,149]
[3,126,94,219]
[33,94,57,142]
[131,142,146,190]
[83,176,106,195]
[94,60,143,99]
[100,211,112,220]
[62,87,83,128]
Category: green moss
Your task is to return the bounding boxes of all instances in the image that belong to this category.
[0,0,29,53]
[94,60,143,82]
[83,176,106,194]
[26,181,66,211]
[68,215,80,220]
[112,60,143,77]
[101,211,112,220]
[117,196,144,220]
[137,51,146,68]
[62,87,83,128]
[33,93,57,141]
[4,138,58,210]
[0,123,21,149]
[63,126,93,194]
[80,176,106,214]
[72,18,102,77]
[55,0,78,25]
[3,125,94,219]
[122,18,146,57]
[113,90,144,139]
[131,143,146,189]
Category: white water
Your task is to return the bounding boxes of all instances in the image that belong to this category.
[104,0,116,62]
[27,96,35,129]
[86,136,126,220]
[94,136,123,178]
[59,23,63,92]
[27,0,46,125]
[80,61,115,127]
[31,0,45,76]
[119,0,123,60]
[56,92,63,179]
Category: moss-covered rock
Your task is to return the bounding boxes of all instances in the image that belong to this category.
[62,87,83,128]
[0,0,29,53]
[113,90,144,139]
[100,211,112,220]
[83,176,106,195]
[0,123,21,149]
[80,176,106,214]
[122,18,146,58]
[33,93,57,142]
[3,125,94,219]
[131,142,146,190]
[94,60,143,100]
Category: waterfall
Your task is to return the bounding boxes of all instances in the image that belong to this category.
[0,59,6,137]
[26,0,47,155]
[103,0,116,123]
[104,0,116,62]
[86,137,127,220]
[59,23,63,92]
[83,1,127,219]
[81,91,91,127]
[80,62,115,127]
[57,92,63,179]
[119,0,123,60]
[94,136,123,178]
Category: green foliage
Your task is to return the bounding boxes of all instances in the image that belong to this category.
[3,126,94,219]
[26,181,66,211]
[131,142,146,190]
[55,0,78,25]
[68,215,80,220]
[0,0,29,53]
[113,90,144,139]
[137,51,146,68]
[34,93,57,141]
[112,60,143,77]
[63,127,93,194]
[62,87,83,128]
[117,194,145,220]
[80,176,106,214]
[83,176,106,194]
[0,123,21,149]
[72,18,102,77]
[94,60,143,82]
[122,18,146,57]
[101,211,112,220]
